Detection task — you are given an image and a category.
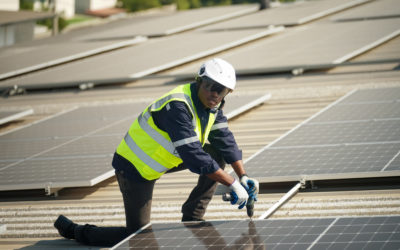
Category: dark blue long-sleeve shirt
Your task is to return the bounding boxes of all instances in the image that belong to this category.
[112,83,242,180]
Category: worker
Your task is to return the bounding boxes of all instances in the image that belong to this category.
[54,58,259,247]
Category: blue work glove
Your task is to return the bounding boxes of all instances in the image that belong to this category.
[240,175,259,202]
[229,179,249,209]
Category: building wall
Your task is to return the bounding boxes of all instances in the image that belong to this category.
[0,22,34,48]
[90,0,117,10]
[0,25,14,47]
[33,0,75,19]
[0,0,19,11]
[55,0,75,18]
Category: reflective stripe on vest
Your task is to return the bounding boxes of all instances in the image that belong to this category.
[149,92,197,129]
[123,133,169,173]
[138,111,179,157]
[211,122,228,131]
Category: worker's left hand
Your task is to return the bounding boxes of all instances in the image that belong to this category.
[240,175,259,201]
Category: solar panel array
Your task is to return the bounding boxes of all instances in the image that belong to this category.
[201,0,370,28]
[0,4,258,80]
[244,87,400,183]
[112,216,400,250]
[0,92,270,192]
[0,25,283,90]
[174,18,400,76]
[1,0,385,91]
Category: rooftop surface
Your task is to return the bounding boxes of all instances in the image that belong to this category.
[0,0,399,249]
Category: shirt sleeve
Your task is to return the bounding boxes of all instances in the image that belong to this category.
[152,101,220,175]
[208,108,242,164]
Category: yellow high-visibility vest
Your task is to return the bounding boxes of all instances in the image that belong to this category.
[116,83,217,180]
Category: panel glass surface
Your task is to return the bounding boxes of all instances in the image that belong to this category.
[113,216,400,250]
[0,103,146,191]
[247,143,400,177]
[245,87,400,181]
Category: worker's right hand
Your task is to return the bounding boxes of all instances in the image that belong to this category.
[228,179,249,209]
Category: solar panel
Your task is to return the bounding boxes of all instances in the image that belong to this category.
[0,92,270,193]
[0,5,258,80]
[244,87,400,183]
[0,24,283,90]
[332,0,400,22]
[0,103,145,192]
[203,0,370,28]
[0,109,33,125]
[170,18,400,76]
[111,216,400,250]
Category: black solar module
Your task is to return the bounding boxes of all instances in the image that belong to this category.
[244,87,400,183]
[112,216,400,250]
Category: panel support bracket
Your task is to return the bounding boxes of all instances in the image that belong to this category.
[45,182,61,197]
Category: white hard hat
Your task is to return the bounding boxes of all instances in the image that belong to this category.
[198,58,236,90]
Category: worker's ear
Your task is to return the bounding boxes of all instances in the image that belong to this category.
[218,99,225,110]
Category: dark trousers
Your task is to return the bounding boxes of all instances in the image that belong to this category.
[74,144,225,247]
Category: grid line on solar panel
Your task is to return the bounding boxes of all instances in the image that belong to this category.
[244,87,400,181]
[309,216,400,250]
[338,87,400,103]
[0,114,133,172]
[0,156,114,189]
[246,143,400,177]
[112,216,400,250]
[272,120,400,147]
[114,219,333,250]
[308,102,400,123]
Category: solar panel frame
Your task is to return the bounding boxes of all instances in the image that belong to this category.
[0,109,33,125]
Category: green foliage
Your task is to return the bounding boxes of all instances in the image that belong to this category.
[65,15,94,25]
[120,0,161,12]
[175,0,202,10]
[37,16,68,32]
[119,0,299,12]
[200,0,231,6]
[20,0,34,10]
[160,0,175,4]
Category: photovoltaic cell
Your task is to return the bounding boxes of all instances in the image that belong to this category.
[244,87,400,182]
[112,216,400,250]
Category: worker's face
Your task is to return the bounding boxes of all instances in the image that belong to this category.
[198,81,231,109]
